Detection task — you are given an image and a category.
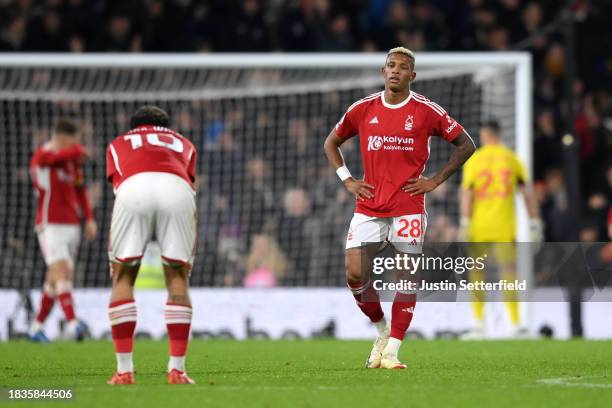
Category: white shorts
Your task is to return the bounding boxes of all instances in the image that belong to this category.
[109,172,197,266]
[345,213,427,254]
[37,224,81,268]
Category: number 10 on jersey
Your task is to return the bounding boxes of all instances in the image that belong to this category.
[124,133,184,153]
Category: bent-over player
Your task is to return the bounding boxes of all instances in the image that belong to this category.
[106,106,197,385]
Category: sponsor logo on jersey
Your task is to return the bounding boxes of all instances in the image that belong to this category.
[404,115,414,131]
[367,135,414,151]
[369,117,379,124]
[401,307,415,313]
[56,168,75,183]
[367,136,383,151]
[445,120,458,134]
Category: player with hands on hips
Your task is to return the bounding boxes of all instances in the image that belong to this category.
[324,47,475,369]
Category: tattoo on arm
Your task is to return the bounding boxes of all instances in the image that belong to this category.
[431,131,475,186]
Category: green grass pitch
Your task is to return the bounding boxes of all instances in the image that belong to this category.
[1,339,611,407]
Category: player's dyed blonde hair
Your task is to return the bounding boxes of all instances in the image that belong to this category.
[387,47,415,70]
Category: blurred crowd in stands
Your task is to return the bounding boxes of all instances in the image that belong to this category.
[0,0,610,287]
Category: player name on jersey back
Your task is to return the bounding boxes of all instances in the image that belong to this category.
[106,126,197,192]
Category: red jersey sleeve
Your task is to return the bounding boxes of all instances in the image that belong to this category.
[335,102,364,139]
[187,144,197,182]
[76,186,94,221]
[35,144,85,166]
[428,103,464,142]
[74,161,94,220]
[74,158,85,188]
[106,143,117,182]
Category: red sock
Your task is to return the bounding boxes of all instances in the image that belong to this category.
[109,300,137,353]
[390,292,416,340]
[36,286,55,324]
[348,279,384,323]
[57,292,76,322]
[165,303,192,357]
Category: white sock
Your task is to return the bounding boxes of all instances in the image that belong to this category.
[30,321,43,334]
[116,352,133,373]
[168,356,185,373]
[374,317,387,336]
[383,337,402,357]
[66,319,78,333]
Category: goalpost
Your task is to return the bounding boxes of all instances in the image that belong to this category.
[0,52,532,300]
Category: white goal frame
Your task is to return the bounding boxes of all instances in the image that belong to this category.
[0,52,532,241]
[0,51,533,326]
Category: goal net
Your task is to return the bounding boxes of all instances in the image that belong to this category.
[0,53,531,289]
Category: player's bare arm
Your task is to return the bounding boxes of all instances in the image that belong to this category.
[79,190,97,240]
[403,130,475,195]
[84,220,97,241]
[323,129,374,200]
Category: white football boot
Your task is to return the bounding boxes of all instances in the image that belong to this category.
[365,325,390,368]
[380,353,407,369]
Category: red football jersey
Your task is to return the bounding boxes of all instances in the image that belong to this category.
[335,91,464,217]
[30,143,94,226]
[106,126,197,191]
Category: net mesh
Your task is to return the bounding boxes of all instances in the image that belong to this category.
[0,59,517,288]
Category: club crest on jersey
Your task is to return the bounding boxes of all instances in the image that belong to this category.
[404,115,414,131]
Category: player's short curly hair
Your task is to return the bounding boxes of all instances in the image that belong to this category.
[387,46,415,70]
[52,118,78,136]
[130,105,169,129]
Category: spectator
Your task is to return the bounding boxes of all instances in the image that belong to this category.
[517,2,547,52]
[320,13,355,51]
[487,26,510,51]
[240,157,275,239]
[278,0,328,51]
[94,14,140,52]
[278,188,312,282]
[244,234,288,287]
[533,109,561,180]
[540,168,571,242]
[0,15,27,51]
[23,11,67,51]
[224,0,271,52]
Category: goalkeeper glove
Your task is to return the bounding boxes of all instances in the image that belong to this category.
[458,217,470,242]
[529,218,544,242]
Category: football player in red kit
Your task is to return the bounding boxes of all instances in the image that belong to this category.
[324,47,475,369]
[29,118,97,342]
[105,106,197,385]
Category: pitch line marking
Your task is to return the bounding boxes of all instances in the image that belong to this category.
[537,376,612,388]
